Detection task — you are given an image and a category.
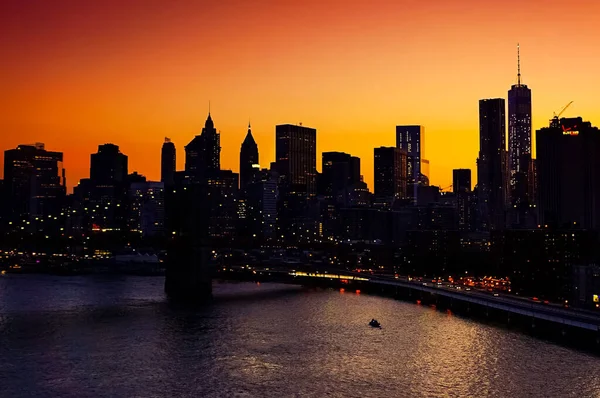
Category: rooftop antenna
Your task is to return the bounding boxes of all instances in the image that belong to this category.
[517,43,521,87]
[208,100,211,115]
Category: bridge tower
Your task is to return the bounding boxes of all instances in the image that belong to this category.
[164,181,214,302]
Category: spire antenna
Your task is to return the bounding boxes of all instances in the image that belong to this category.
[517,43,521,87]
[208,100,211,115]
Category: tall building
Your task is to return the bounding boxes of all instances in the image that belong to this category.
[452,169,471,193]
[396,125,428,202]
[161,138,176,186]
[206,170,239,238]
[91,143,128,184]
[245,169,279,239]
[185,112,221,181]
[239,122,259,191]
[477,98,507,230]
[86,144,129,231]
[3,143,66,221]
[129,182,165,238]
[453,169,473,231]
[508,45,532,205]
[374,146,407,206]
[537,117,600,229]
[275,124,317,196]
[321,152,361,201]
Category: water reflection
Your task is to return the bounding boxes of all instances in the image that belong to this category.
[1,275,599,397]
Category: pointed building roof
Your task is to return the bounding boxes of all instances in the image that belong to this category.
[205,112,214,130]
[242,122,257,147]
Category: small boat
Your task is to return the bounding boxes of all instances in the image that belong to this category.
[369,319,381,328]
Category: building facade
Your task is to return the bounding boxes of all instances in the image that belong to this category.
[161,138,176,186]
[3,143,66,222]
[477,98,508,230]
[396,125,428,202]
[537,117,600,229]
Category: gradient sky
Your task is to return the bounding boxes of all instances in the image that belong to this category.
[2,0,600,192]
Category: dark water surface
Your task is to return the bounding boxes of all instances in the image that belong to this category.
[1,275,599,397]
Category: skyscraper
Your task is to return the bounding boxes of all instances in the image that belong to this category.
[90,143,128,184]
[508,44,533,208]
[537,117,600,229]
[321,152,361,200]
[87,143,129,231]
[396,125,428,202]
[161,138,176,186]
[239,122,259,191]
[374,146,407,206]
[3,143,66,221]
[477,98,507,230]
[453,169,471,193]
[129,181,165,237]
[185,112,221,181]
[275,124,317,196]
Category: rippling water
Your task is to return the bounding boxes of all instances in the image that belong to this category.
[1,275,599,397]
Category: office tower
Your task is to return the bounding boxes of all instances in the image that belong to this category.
[537,117,600,229]
[477,98,508,230]
[374,146,407,206]
[129,182,165,237]
[3,143,66,221]
[321,152,361,201]
[508,45,532,205]
[90,143,128,184]
[185,112,221,181]
[161,138,176,186]
[453,169,471,193]
[205,170,239,238]
[452,169,473,231]
[396,125,428,202]
[87,143,129,231]
[275,124,318,242]
[239,122,259,191]
[245,169,279,239]
[275,124,317,196]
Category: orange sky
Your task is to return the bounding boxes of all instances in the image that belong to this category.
[2,0,600,192]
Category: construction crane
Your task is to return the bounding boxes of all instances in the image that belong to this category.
[550,101,573,127]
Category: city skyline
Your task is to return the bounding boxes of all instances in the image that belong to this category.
[2,1,600,192]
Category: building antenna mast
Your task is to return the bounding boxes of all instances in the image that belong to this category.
[517,43,521,87]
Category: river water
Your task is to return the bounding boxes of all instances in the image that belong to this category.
[1,275,599,397]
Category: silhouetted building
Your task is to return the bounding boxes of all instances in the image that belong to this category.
[207,170,239,239]
[185,112,221,182]
[508,46,532,208]
[275,124,317,196]
[3,143,66,223]
[537,117,600,229]
[129,182,165,238]
[161,138,176,186]
[240,122,259,192]
[86,143,129,232]
[127,172,146,184]
[452,169,473,231]
[396,125,428,202]
[374,147,407,207]
[275,124,318,242]
[245,169,278,240]
[91,144,128,184]
[321,152,360,201]
[477,98,507,230]
[453,169,471,193]
[493,229,599,303]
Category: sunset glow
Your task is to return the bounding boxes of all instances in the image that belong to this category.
[2,0,600,191]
